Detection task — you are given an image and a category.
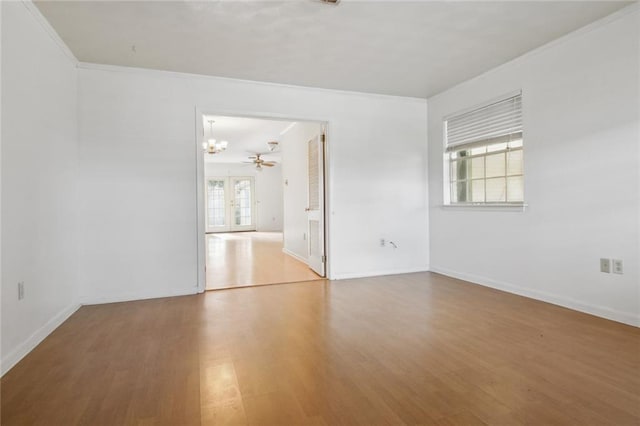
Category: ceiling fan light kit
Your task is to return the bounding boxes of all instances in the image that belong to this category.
[267,141,279,152]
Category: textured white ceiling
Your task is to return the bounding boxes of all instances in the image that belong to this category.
[35,1,630,98]
[202,115,294,164]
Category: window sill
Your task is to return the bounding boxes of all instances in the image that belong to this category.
[441,203,528,212]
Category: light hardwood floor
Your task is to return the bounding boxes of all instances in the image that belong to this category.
[206,232,321,290]
[2,272,639,425]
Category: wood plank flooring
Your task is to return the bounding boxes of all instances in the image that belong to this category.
[206,232,321,290]
[2,272,639,425]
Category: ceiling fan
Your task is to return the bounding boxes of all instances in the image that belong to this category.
[243,153,277,171]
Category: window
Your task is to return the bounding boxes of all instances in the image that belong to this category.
[444,93,524,205]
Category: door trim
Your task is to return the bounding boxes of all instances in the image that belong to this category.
[194,108,332,293]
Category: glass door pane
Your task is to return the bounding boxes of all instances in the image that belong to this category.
[231,177,255,231]
[206,178,228,232]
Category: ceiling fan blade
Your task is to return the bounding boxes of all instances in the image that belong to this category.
[242,161,255,164]
[262,162,276,167]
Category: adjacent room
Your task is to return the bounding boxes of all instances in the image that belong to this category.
[200,115,325,289]
[2,1,639,424]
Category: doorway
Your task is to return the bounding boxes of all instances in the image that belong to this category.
[196,113,329,291]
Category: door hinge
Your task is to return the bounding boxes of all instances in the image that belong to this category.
[321,255,326,263]
[321,134,326,143]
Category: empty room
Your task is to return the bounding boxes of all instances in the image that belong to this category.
[1,1,638,425]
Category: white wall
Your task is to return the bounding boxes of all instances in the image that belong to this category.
[77,64,429,302]
[1,2,80,373]
[204,162,283,232]
[428,8,640,326]
[0,0,3,374]
[280,122,322,261]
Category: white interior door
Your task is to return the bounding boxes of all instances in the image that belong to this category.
[205,177,230,233]
[230,177,256,232]
[307,134,325,276]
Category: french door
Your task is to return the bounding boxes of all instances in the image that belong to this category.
[205,176,256,233]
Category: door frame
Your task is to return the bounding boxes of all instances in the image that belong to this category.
[194,108,332,293]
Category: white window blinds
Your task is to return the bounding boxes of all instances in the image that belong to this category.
[445,93,522,152]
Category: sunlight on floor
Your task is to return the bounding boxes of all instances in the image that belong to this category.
[205,232,322,290]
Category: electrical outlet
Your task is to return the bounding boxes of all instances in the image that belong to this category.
[600,258,611,273]
[612,259,623,274]
[303,233,306,241]
[18,282,25,300]
[380,239,386,247]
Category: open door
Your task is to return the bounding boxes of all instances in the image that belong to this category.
[307,134,325,276]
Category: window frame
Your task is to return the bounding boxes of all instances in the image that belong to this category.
[442,91,527,209]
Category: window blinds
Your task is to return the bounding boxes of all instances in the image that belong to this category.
[445,93,522,152]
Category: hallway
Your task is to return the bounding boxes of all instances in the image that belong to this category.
[205,232,322,290]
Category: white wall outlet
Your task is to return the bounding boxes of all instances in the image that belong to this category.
[600,258,611,273]
[18,282,25,300]
[612,259,623,274]
[380,238,386,247]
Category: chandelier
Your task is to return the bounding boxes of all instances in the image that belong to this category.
[202,120,228,155]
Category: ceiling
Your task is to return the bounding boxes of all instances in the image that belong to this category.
[202,115,294,164]
[35,1,631,98]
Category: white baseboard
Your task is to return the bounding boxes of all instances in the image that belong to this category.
[1,303,81,376]
[332,266,430,281]
[282,248,308,265]
[1,288,198,377]
[81,287,198,306]
[430,266,640,327]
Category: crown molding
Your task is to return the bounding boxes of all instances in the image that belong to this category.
[76,62,428,104]
[429,2,639,101]
[21,0,78,65]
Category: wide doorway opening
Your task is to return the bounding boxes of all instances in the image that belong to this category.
[198,114,328,290]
